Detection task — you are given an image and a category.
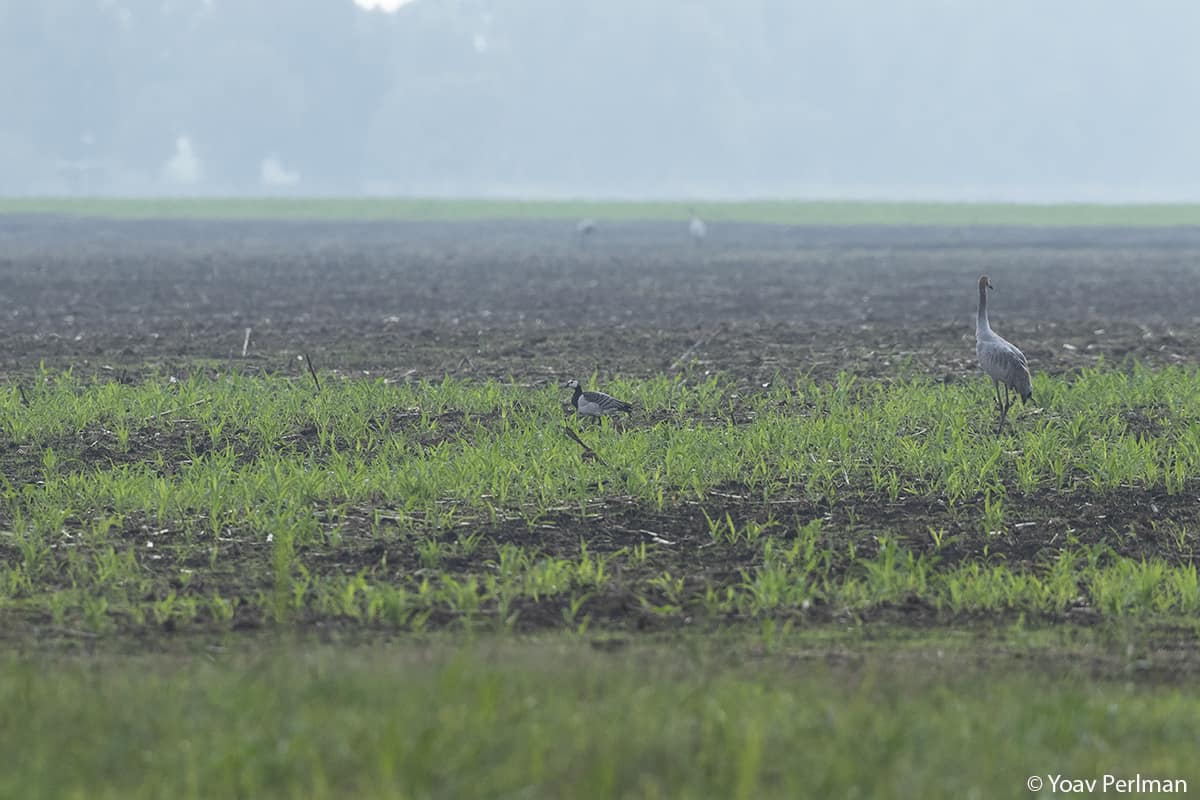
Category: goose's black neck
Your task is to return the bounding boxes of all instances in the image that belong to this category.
[571,384,583,406]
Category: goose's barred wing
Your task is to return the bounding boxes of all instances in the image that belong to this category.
[580,390,633,414]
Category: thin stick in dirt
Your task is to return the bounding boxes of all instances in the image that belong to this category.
[668,325,720,372]
[303,352,321,393]
[17,383,29,407]
[563,425,607,465]
[241,327,252,358]
[143,397,211,422]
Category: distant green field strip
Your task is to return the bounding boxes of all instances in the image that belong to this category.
[4,197,1200,225]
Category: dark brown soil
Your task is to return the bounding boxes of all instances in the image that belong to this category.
[3,217,1200,388]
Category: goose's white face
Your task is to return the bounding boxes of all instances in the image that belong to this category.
[565,379,580,390]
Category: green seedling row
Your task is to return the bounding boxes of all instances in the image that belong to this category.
[2,363,1199,633]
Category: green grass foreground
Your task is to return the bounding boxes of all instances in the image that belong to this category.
[3,637,1198,800]
[2,365,1200,634]
[5,196,1200,225]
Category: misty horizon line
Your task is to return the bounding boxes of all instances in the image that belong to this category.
[7,188,1200,206]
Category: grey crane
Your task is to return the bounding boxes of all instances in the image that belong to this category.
[976,275,1032,431]
[688,208,707,244]
[576,218,596,246]
[564,379,633,418]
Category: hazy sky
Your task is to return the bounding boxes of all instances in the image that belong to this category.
[354,0,417,10]
[4,0,1200,201]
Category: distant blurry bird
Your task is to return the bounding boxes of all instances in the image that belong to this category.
[976,275,1033,432]
[688,208,707,244]
[576,218,597,246]
[565,379,633,418]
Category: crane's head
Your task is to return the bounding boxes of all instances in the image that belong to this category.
[979,275,993,291]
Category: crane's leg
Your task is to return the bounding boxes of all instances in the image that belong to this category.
[992,379,1003,411]
[998,384,1013,433]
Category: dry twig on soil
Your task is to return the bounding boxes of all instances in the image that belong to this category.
[143,397,211,422]
[562,425,607,465]
[303,352,321,393]
[668,325,722,372]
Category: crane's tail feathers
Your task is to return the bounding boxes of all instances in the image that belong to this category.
[1021,391,1033,405]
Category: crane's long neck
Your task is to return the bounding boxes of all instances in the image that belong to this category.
[974,283,993,335]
